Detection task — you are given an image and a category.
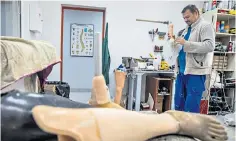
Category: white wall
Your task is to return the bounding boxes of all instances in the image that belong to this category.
[21,1,203,97]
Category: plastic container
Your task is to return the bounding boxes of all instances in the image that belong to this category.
[225,24,229,33]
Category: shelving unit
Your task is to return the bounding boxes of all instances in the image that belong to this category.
[216,32,235,37]
[202,8,235,115]
[145,76,173,113]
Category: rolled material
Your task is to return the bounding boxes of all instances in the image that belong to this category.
[94,32,102,76]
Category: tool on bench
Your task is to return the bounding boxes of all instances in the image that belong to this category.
[160,56,169,70]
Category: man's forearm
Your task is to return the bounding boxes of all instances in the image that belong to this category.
[183,40,214,53]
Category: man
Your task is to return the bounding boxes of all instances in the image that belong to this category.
[174,5,215,113]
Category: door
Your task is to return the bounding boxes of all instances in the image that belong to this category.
[61,6,105,94]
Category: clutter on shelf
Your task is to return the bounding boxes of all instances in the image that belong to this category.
[216,20,235,34]
[214,41,235,52]
[202,0,236,13]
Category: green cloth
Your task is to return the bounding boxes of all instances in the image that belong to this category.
[102,23,110,85]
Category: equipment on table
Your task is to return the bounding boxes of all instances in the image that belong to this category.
[122,57,138,69]
[160,56,169,70]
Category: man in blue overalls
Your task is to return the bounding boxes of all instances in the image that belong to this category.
[173,5,215,113]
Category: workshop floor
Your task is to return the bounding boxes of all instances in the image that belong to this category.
[214,115,235,141]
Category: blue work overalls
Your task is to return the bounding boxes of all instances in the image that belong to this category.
[174,26,206,113]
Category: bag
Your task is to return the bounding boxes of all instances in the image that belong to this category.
[167,39,181,66]
[43,81,70,98]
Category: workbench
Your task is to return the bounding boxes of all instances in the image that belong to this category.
[126,70,175,111]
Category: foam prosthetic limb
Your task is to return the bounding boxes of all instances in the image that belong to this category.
[114,70,126,105]
[32,106,227,141]
[89,75,123,109]
[1,90,92,141]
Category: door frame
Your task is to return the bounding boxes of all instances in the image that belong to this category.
[60,5,106,81]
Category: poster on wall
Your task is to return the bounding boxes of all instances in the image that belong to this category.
[70,23,94,57]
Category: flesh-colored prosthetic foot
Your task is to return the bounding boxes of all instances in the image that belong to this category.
[114,70,126,105]
[32,105,180,141]
[165,110,228,141]
[89,75,123,109]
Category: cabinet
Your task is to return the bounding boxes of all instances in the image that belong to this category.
[202,8,235,115]
[145,76,173,113]
[29,2,43,33]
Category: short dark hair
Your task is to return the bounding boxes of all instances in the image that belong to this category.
[182,4,199,15]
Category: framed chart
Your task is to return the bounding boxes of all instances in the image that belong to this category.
[70,24,94,57]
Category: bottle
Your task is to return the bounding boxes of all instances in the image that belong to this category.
[153,58,159,70]
[224,24,229,33]
[220,21,225,32]
[228,42,233,52]
[216,21,220,32]
[212,0,217,9]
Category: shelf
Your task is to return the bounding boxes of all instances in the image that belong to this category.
[214,69,235,72]
[216,32,235,38]
[211,87,235,89]
[214,51,236,54]
[217,13,235,21]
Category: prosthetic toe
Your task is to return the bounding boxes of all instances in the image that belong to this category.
[165,110,228,141]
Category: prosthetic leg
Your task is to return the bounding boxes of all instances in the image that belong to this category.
[32,105,228,141]
[114,70,126,105]
[88,75,124,109]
